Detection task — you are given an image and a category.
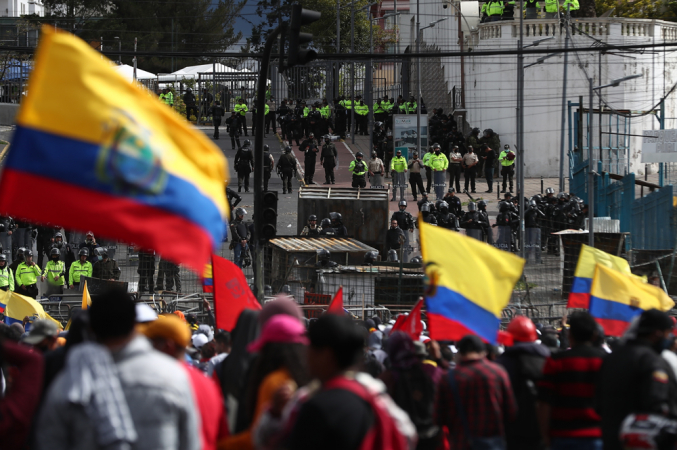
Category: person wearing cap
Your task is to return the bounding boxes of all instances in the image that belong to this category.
[437,335,517,449]
[448,145,463,193]
[79,231,98,263]
[37,288,200,450]
[23,318,60,352]
[0,253,14,291]
[462,146,479,193]
[220,314,309,450]
[368,151,385,187]
[537,311,606,450]
[596,309,677,450]
[16,250,41,299]
[390,149,407,202]
[499,144,516,193]
[92,247,120,281]
[68,248,92,289]
[144,314,229,450]
[497,316,550,450]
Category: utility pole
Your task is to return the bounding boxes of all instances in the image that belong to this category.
[337,0,341,99]
[558,5,570,192]
[350,3,355,143]
[517,0,525,259]
[133,37,137,81]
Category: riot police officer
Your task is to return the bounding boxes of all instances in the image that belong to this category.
[0,254,13,291]
[443,188,463,217]
[262,144,275,191]
[301,133,319,185]
[477,200,494,244]
[321,135,338,185]
[391,200,414,262]
[316,249,338,268]
[301,215,322,236]
[319,218,336,236]
[493,201,520,251]
[42,247,66,297]
[349,152,368,188]
[93,247,121,281]
[435,201,459,231]
[277,146,297,195]
[461,203,489,241]
[69,248,93,290]
[230,208,250,269]
[16,249,41,299]
[525,199,546,228]
[234,140,254,192]
[329,212,347,236]
[419,202,438,225]
[225,111,241,150]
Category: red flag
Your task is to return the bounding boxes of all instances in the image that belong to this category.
[391,299,424,340]
[326,286,344,314]
[212,254,261,331]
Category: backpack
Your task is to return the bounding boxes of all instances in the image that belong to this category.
[388,364,437,438]
[324,375,414,450]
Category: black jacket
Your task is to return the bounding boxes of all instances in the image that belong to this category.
[596,339,677,450]
[230,219,250,241]
[234,148,254,173]
[391,210,413,231]
[321,144,338,168]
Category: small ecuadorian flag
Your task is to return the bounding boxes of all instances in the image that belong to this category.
[0,26,229,273]
[589,264,674,337]
[202,263,214,293]
[420,221,525,344]
[568,244,632,309]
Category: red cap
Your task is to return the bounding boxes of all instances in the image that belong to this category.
[507,316,537,342]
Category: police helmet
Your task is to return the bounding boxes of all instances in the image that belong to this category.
[411,256,423,264]
[499,201,511,213]
[309,132,315,138]
[439,201,449,212]
[284,146,292,153]
[398,200,407,208]
[329,212,342,223]
[308,214,318,222]
[85,231,94,239]
[468,202,477,212]
[281,285,292,295]
[94,247,106,257]
[0,254,6,263]
[387,131,393,137]
[504,144,510,149]
[374,121,383,128]
[317,249,331,261]
[25,249,33,257]
[387,249,399,262]
[396,149,402,154]
[321,218,332,228]
[371,151,377,158]
[478,200,487,209]
[529,199,538,208]
[471,127,480,134]
[435,200,444,210]
[234,207,247,217]
[557,192,568,200]
[545,187,555,195]
[432,143,441,150]
[364,250,379,265]
[356,152,364,158]
[448,188,456,194]
[324,134,331,141]
[263,144,270,151]
[16,247,26,259]
[421,203,430,213]
[531,194,543,203]
[413,152,419,157]
[243,139,251,147]
[78,248,88,257]
[54,232,63,240]
[486,128,494,135]
[50,248,60,257]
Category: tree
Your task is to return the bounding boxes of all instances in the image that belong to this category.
[595,0,664,19]
[37,0,245,74]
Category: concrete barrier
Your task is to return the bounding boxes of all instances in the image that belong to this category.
[0,104,19,126]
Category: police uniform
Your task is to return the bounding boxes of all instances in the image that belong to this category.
[407,157,425,201]
[0,265,14,291]
[155,257,180,292]
[277,151,297,194]
[262,149,275,191]
[43,258,66,296]
[422,151,434,193]
[301,138,320,185]
[321,142,338,184]
[390,154,407,202]
[234,145,254,192]
[69,259,92,288]
[225,113,241,150]
[355,101,369,135]
[391,209,414,262]
[16,261,41,299]
[137,250,155,292]
[93,257,121,281]
[448,148,463,193]
[234,100,249,136]
[210,103,226,139]
[499,149,516,192]
[349,158,367,188]
[429,152,449,200]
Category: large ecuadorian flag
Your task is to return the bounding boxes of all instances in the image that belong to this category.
[589,264,674,337]
[0,27,228,272]
[568,244,632,309]
[420,221,525,344]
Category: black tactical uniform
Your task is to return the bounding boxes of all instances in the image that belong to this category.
[277,149,297,194]
[137,250,155,293]
[234,144,254,192]
[156,257,181,292]
[320,141,338,184]
[210,102,226,139]
[301,137,319,185]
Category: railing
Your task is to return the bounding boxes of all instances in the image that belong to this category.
[478,18,677,41]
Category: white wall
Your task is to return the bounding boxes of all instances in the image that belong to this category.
[414,0,677,177]
[0,0,43,16]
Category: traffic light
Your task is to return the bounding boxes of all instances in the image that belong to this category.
[287,4,321,68]
[261,191,278,239]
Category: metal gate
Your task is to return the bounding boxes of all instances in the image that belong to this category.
[594,162,635,232]
[631,185,675,250]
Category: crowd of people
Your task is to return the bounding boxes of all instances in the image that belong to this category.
[3,288,677,450]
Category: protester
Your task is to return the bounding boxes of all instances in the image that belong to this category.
[0,338,44,450]
[143,314,229,450]
[207,330,232,377]
[22,319,60,353]
[595,309,677,450]
[220,314,310,450]
[382,332,440,450]
[497,316,550,450]
[537,311,606,450]
[436,334,517,450]
[36,288,200,450]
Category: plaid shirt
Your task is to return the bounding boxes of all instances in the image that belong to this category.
[436,358,517,449]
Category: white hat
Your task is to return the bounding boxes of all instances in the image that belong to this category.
[136,303,158,323]
[192,333,209,349]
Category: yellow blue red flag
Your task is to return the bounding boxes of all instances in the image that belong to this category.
[0,27,228,272]
[202,263,213,293]
[568,244,632,309]
[2,290,63,329]
[420,221,525,344]
[589,264,674,337]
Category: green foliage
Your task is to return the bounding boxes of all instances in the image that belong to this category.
[595,0,665,19]
[36,0,245,74]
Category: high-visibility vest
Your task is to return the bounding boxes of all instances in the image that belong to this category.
[355,104,369,116]
[160,91,173,105]
[391,156,407,172]
[374,103,386,114]
[16,262,41,286]
[0,266,14,291]
[544,0,559,12]
[341,100,353,110]
[265,104,270,115]
[349,159,367,176]
[430,153,449,171]
[563,0,578,10]
[321,105,331,118]
[499,150,516,166]
[69,260,92,285]
[303,107,310,117]
[487,0,504,15]
[422,152,433,168]
[44,260,66,286]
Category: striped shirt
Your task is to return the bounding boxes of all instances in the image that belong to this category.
[537,344,606,438]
